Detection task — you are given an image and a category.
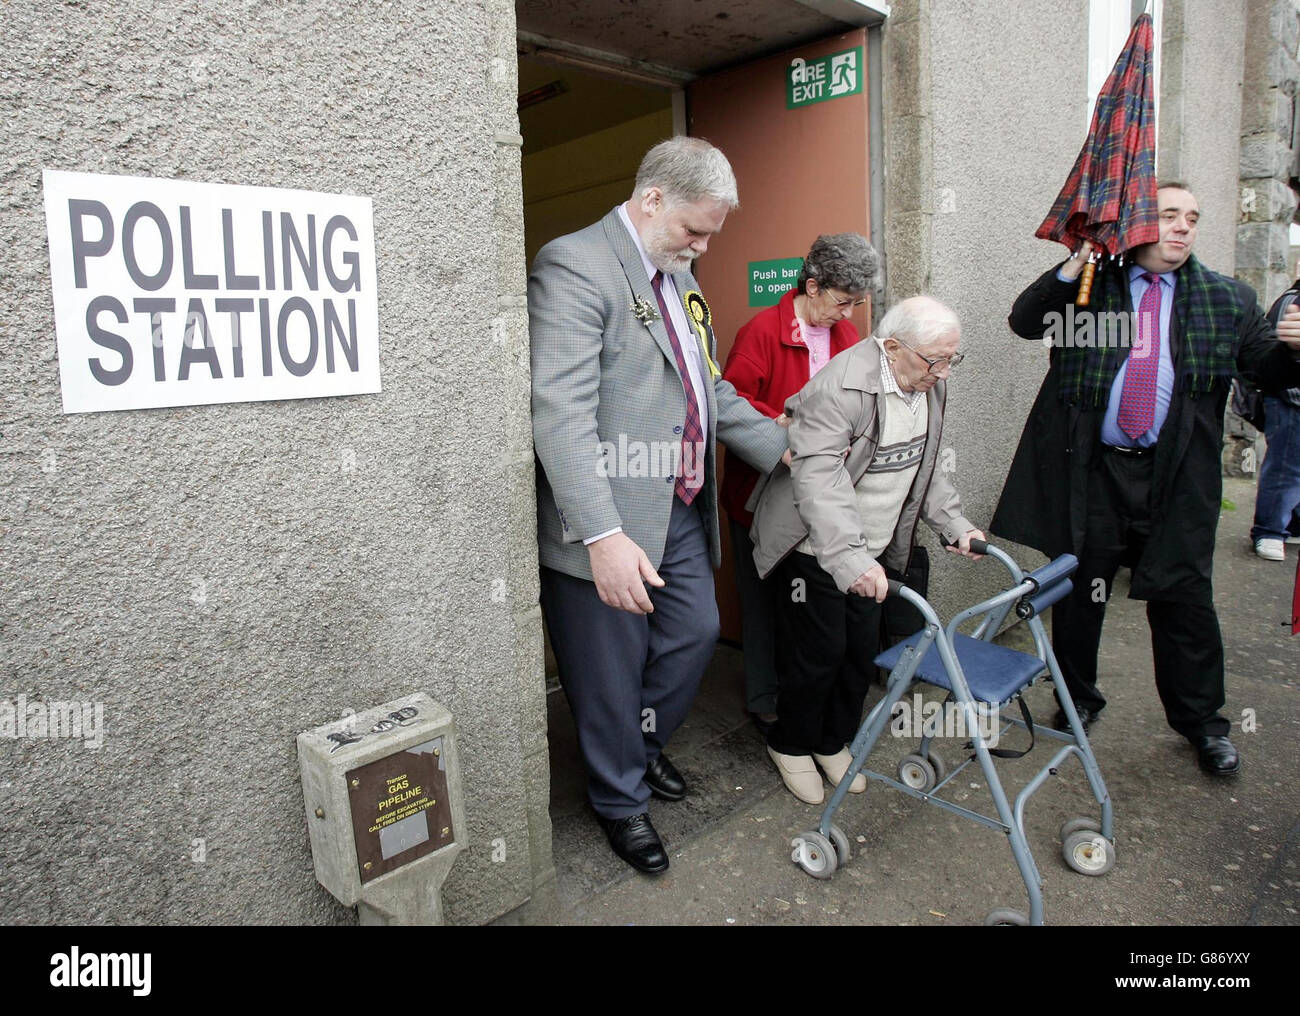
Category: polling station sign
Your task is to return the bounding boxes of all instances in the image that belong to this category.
[42,169,381,414]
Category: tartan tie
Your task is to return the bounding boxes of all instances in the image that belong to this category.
[1116,272,1163,441]
[651,271,704,504]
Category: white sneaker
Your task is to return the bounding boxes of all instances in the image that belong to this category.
[813,748,868,793]
[1255,538,1285,561]
[767,747,825,804]
[1286,535,1300,546]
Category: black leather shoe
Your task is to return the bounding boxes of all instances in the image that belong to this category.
[1193,735,1241,776]
[1053,705,1102,733]
[645,753,686,801]
[597,813,669,873]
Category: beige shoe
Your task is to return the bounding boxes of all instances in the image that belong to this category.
[767,747,825,804]
[814,748,867,793]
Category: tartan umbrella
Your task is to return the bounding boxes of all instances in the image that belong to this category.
[1036,12,1159,305]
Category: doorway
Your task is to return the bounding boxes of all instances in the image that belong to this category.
[518,55,678,267]
[513,9,884,912]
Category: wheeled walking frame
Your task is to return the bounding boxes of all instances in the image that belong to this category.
[789,541,1115,925]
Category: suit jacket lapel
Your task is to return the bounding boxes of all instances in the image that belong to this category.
[601,210,682,375]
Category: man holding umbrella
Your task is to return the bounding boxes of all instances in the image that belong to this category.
[993,182,1300,775]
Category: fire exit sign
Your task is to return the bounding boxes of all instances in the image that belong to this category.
[787,48,862,109]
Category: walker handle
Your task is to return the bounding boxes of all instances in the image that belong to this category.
[940,535,991,555]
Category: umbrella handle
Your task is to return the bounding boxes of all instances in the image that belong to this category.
[1077,260,1096,306]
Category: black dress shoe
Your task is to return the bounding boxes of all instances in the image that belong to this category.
[1053,705,1102,733]
[645,753,686,801]
[1193,735,1241,776]
[598,813,669,873]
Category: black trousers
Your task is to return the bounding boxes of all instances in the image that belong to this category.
[767,550,883,757]
[1051,447,1229,739]
[729,518,779,715]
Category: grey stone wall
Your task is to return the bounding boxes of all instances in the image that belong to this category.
[1,0,549,924]
[1229,0,1299,477]
[884,0,1090,612]
[1160,0,1249,272]
[485,0,556,903]
[1159,1,1253,478]
[1228,0,1300,476]
[881,1,934,305]
[1238,0,1300,308]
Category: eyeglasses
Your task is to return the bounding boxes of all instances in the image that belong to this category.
[824,288,868,309]
[811,284,868,310]
[896,337,965,374]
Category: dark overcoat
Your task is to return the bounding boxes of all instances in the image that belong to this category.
[990,262,1300,604]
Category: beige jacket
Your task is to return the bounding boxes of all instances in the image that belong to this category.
[748,340,975,592]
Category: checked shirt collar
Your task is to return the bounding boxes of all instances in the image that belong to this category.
[875,337,925,414]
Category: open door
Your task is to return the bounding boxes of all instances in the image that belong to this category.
[687,28,874,642]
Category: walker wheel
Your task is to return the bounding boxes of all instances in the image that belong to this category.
[898,754,938,792]
[827,824,852,866]
[984,907,1030,926]
[927,751,947,784]
[1059,816,1102,841]
[1063,829,1116,876]
[791,831,838,879]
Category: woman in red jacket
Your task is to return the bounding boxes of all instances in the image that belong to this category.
[721,233,878,733]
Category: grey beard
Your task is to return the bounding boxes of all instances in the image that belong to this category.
[651,251,695,274]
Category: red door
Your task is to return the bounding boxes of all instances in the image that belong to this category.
[688,29,873,641]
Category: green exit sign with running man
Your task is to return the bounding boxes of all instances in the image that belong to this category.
[787,48,863,109]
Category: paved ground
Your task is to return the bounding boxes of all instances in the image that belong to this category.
[504,477,1299,926]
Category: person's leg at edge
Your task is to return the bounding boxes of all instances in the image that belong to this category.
[729,517,779,718]
[1252,397,1300,546]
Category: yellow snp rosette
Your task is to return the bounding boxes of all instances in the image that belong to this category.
[682,290,721,379]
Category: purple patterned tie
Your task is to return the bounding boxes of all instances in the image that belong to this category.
[651,272,704,504]
[1116,272,1162,441]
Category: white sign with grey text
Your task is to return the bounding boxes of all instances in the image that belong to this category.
[43,169,381,414]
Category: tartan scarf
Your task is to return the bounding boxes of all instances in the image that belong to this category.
[1057,254,1239,406]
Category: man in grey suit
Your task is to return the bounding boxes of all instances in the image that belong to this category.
[530,137,788,873]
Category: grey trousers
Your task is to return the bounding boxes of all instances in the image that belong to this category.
[541,498,720,818]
